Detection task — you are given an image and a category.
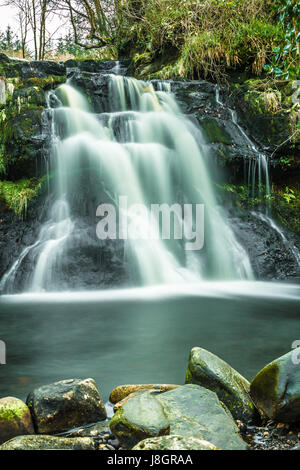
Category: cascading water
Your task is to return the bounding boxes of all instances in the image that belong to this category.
[216,87,271,210]
[1,75,254,293]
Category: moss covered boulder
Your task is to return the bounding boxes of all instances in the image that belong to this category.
[26,378,107,434]
[156,385,247,450]
[0,397,34,444]
[132,435,219,450]
[185,347,255,421]
[109,392,170,449]
[0,435,97,450]
[250,350,300,423]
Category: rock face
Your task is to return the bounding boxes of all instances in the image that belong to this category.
[185,347,255,421]
[109,392,170,449]
[0,435,97,450]
[110,384,179,404]
[250,350,300,423]
[0,397,34,444]
[132,435,219,450]
[110,384,247,450]
[26,378,107,434]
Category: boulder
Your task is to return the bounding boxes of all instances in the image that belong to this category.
[109,392,170,449]
[132,435,219,450]
[26,378,107,434]
[250,349,300,423]
[0,435,97,450]
[110,384,179,404]
[185,347,255,421]
[0,397,34,444]
[114,389,158,411]
[156,385,247,450]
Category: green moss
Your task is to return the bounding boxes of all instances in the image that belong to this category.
[0,177,45,217]
[0,400,28,423]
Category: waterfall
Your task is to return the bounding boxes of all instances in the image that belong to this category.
[1,75,254,293]
[216,87,271,210]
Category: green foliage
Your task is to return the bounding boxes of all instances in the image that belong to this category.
[263,0,299,79]
[117,0,286,79]
[283,186,296,203]
[0,178,43,217]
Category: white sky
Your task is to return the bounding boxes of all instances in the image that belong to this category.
[0,5,67,46]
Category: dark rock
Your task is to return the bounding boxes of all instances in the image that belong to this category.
[250,349,300,423]
[26,378,107,434]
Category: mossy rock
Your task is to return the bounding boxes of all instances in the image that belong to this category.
[109,392,170,449]
[231,78,300,150]
[0,397,34,444]
[250,349,300,423]
[0,435,97,450]
[185,347,255,422]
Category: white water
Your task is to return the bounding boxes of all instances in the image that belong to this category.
[2,76,254,293]
[253,211,300,267]
[216,87,271,208]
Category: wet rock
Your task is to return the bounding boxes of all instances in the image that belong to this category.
[109,392,170,449]
[26,378,107,434]
[110,384,179,404]
[0,397,34,444]
[133,435,218,450]
[185,347,255,421]
[156,384,248,450]
[61,420,110,438]
[0,435,97,450]
[250,349,300,423]
[113,389,158,411]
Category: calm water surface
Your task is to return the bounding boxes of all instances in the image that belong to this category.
[0,282,299,402]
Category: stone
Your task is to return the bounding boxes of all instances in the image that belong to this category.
[132,435,219,450]
[250,350,300,423]
[0,397,34,444]
[26,378,107,434]
[110,384,179,404]
[62,420,110,438]
[156,385,247,450]
[0,435,97,450]
[114,388,158,411]
[185,347,255,421]
[109,392,170,449]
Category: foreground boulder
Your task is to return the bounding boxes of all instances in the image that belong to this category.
[110,384,247,450]
[109,392,170,448]
[185,347,255,421]
[0,435,97,450]
[110,384,179,404]
[26,378,107,434]
[250,350,300,423]
[156,385,247,450]
[132,435,219,450]
[0,397,34,444]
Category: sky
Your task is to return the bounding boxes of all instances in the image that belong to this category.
[0,5,67,48]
